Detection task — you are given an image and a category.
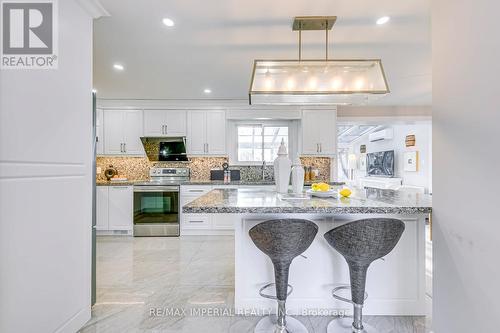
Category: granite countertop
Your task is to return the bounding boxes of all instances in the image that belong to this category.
[182,187,432,215]
[96,180,345,187]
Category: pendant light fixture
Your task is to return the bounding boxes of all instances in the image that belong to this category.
[249,16,390,105]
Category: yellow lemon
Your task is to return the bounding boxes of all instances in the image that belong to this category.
[318,183,330,192]
[339,188,352,197]
[312,183,330,192]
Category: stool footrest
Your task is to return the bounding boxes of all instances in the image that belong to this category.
[331,285,368,305]
[259,283,293,300]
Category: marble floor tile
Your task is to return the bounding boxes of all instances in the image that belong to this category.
[81,235,432,333]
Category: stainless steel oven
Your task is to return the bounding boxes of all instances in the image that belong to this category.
[133,167,189,236]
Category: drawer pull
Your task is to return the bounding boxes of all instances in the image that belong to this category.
[189,220,205,223]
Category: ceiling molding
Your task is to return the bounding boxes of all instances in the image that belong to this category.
[76,0,110,19]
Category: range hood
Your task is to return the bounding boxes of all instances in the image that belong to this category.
[249,17,390,105]
[140,137,188,162]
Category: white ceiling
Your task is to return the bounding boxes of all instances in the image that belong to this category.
[93,0,431,105]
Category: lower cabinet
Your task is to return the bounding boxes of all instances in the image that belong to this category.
[96,185,133,234]
[180,185,235,235]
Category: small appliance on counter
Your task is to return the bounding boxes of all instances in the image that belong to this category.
[133,167,190,237]
[104,165,117,180]
[210,163,241,182]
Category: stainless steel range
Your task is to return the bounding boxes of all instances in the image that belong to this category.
[133,167,190,236]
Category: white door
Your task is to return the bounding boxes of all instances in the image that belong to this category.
[143,109,166,136]
[103,110,125,154]
[0,1,95,331]
[165,110,187,136]
[96,186,109,230]
[187,111,207,154]
[301,110,321,154]
[206,110,226,154]
[318,111,336,154]
[122,110,144,155]
[108,186,133,231]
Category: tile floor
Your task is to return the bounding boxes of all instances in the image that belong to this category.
[80,235,432,333]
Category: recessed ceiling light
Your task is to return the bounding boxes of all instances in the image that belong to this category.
[113,63,124,71]
[203,88,212,94]
[162,18,175,27]
[376,16,390,25]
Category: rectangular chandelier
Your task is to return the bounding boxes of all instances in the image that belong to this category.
[249,59,390,105]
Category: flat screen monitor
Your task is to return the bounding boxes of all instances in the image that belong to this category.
[366,150,394,177]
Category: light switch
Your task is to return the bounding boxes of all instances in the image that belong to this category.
[96,167,102,174]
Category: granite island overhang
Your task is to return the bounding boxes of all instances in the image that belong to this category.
[182,187,432,316]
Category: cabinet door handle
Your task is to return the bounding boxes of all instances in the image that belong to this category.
[164,124,167,135]
[189,220,205,223]
[120,143,123,153]
[206,143,209,153]
[188,190,204,193]
[319,143,322,153]
[316,143,319,153]
[123,143,126,153]
[161,125,164,135]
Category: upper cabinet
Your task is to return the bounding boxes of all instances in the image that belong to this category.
[143,110,186,137]
[187,110,226,155]
[103,110,144,155]
[301,109,337,155]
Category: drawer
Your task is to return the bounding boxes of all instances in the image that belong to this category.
[181,214,211,230]
[180,186,212,197]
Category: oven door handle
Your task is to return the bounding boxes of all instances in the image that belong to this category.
[134,186,179,192]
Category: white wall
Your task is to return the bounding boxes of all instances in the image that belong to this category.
[433,0,500,332]
[0,1,95,332]
[349,123,432,192]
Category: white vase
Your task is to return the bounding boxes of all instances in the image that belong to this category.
[273,139,292,193]
[291,156,305,194]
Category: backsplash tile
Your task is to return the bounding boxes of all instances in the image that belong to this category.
[96,155,331,182]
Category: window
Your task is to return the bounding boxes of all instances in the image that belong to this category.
[237,125,289,163]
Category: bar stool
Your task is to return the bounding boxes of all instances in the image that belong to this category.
[324,218,405,333]
[249,219,318,333]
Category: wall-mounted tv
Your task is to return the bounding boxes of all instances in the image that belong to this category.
[367,150,395,177]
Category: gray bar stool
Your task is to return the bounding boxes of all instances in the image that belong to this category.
[249,219,318,333]
[324,218,405,333]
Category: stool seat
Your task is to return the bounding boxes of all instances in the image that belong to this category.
[324,218,405,333]
[250,219,318,333]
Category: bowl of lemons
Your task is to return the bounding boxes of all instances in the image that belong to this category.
[306,182,338,198]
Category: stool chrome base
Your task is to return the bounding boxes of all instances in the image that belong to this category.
[326,317,378,333]
[254,315,308,333]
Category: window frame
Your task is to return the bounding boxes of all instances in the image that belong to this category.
[228,120,297,166]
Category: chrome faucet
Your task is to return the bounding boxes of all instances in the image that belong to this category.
[262,161,266,180]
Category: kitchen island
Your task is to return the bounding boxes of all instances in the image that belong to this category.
[183,187,432,316]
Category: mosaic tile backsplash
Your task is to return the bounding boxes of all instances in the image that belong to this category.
[96,156,331,182]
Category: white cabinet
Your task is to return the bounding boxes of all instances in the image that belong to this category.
[108,186,133,231]
[180,186,212,231]
[187,111,206,154]
[206,111,226,154]
[143,109,187,137]
[96,185,133,232]
[187,110,226,155]
[103,110,144,155]
[301,109,337,155]
[96,186,109,230]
